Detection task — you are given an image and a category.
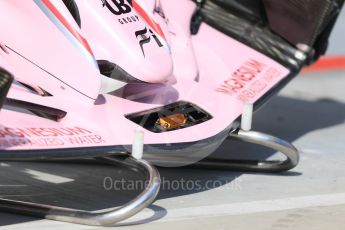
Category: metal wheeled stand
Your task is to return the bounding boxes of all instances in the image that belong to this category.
[193,129,299,172]
[0,133,161,226]
[193,104,300,172]
[0,155,160,226]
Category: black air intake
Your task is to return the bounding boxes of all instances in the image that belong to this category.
[0,67,13,110]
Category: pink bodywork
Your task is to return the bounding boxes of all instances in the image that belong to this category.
[75,0,173,83]
[0,0,101,103]
[0,0,289,163]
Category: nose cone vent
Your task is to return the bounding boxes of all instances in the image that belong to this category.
[125,101,213,133]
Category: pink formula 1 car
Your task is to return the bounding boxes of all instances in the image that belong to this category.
[0,0,343,226]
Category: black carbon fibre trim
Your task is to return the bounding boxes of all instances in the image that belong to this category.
[193,0,303,69]
[62,0,81,27]
[263,0,338,46]
[0,67,13,110]
[192,0,344,64]
[5,98,67,120]
[98,60,145,83]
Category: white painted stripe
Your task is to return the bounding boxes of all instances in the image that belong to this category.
[127,193,345,223]
[0,220,95,230]
[2,193,345,229]
[24,169,74,184]
[0,185,27,187]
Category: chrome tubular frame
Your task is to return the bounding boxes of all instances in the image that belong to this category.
[0,155,161,226]
[0,130,299,225]
[192,129,300,173]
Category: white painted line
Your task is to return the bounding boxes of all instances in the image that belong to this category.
[0,185,27,187]
[0,194,46,198]
[127,193,345,223]
[0,220,95,230]
[23,169,74,184]
[2,193,345,229]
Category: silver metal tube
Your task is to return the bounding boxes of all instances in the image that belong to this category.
[191,130,300,172]
[0,156,161,226]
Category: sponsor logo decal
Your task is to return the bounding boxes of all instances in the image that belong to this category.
[118,15,140,24]
[135,27,163,57]
[101,0,132,15]
[0,127,106,148]
[102,0,140,25]
[101,0,168,57]
[217,59,283,102]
